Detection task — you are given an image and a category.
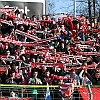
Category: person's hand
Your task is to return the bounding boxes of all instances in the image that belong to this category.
[21,75,24,80]
[8,66,11,70]
[83,66,87,73]
[2,59,6,64]
[36,78,42,84]
[35,78,39,84]
[11,77,14,80]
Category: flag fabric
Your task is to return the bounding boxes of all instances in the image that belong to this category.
[45,84,51,100]
[78,88,100,100]
[60,83,74,98]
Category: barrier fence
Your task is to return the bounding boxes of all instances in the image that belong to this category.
[0,84,100,100]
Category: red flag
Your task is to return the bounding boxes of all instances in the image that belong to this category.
[60,83,74,98]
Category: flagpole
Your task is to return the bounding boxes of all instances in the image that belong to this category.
[45,0,48,14]
[74,0,76,17]
[45,82,51,100]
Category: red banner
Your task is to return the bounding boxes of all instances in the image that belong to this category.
[78,88,100,100]
[0,97,32,100]
[32,62,98,71]
[15,30,40,41]
[77,52,100,56]
[0,67,7,71]
[45,56,70,62]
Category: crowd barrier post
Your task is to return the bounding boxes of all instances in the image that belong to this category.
[21,88,23,98]
[87,84,93,100]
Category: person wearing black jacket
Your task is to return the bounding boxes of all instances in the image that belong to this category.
[85,71,100,85]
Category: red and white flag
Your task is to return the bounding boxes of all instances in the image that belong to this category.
[60,83,74,98]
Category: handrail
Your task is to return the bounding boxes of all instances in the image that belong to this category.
[0,84,100,88]
[0,84,59,88]
[0,84,100,99]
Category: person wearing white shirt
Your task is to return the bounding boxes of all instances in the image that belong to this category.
[79,70,92,85]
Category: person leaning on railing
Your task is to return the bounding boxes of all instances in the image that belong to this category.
[6,71,24,84]
[28,70,42,100]
[28,70,42,85]
[42,70,52,85]
[70,70,80,85]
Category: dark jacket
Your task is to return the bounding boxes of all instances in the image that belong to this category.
[85,72,100,85]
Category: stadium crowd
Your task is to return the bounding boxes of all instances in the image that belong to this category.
[0,7,100,100]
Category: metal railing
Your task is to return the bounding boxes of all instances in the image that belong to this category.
[0,84,100,100]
